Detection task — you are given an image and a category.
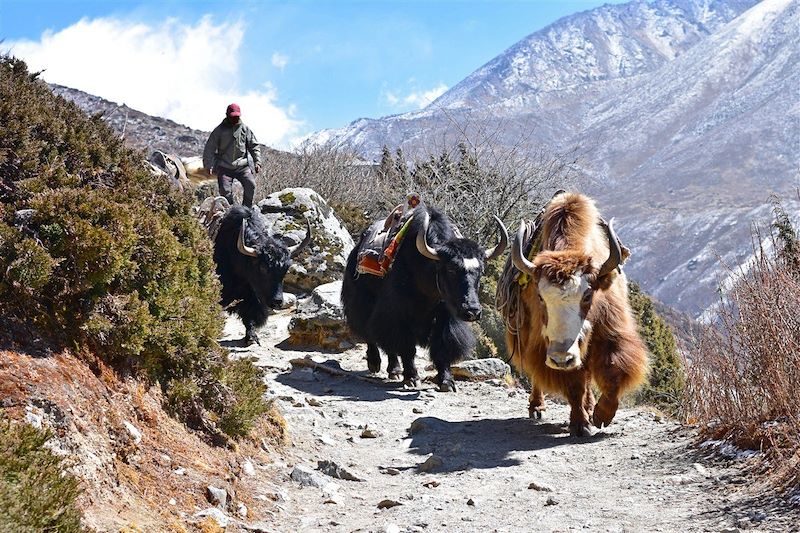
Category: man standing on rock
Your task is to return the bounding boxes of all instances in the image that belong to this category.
[203,103,262,207]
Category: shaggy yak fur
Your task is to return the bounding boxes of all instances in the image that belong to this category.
[214,205,309,345]
[341,204,507,392]
[502,192,647,436]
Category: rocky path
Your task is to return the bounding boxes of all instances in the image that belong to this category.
[223,311,794,533]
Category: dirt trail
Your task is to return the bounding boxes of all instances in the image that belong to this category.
[223,311,795,533]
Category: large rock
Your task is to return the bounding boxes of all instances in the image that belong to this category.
[288,281,355,352]
[451,358,511,381]
[257,188,354,292]
[146,150,191,192]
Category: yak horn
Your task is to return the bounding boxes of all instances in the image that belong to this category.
[511,220,537,275]
[288,217,312,258]
[485,215,509,260]
[237,219,258,257]
[416,212,440,261]
[598,217,622,278]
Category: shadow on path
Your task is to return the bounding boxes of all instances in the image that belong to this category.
[405,415,613,472]
[274,361,426,403]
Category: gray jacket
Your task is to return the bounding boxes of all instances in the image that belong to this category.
[203,120,262,172]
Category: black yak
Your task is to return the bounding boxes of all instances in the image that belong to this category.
[214,205,311,345]
[341,205,508,391]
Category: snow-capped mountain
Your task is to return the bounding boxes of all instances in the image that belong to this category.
[310,0,800,316]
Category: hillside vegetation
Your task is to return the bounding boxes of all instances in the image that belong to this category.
[0,55,267,440]
[686,197,800,492]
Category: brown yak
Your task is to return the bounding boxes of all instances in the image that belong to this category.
[498,192,647,437]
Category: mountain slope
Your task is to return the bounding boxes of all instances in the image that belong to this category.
[310,0,800,316]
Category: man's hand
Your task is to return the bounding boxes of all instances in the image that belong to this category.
[255,164,262,174]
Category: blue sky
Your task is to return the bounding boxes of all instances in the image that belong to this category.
[1,0,622,147]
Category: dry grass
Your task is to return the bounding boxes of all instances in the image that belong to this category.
[685,220,800,493]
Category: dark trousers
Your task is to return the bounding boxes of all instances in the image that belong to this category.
[217,166,256,207]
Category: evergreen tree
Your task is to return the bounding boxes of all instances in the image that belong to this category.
[628,281,684,414]
[378,145,396,181]
[394,148,409,180]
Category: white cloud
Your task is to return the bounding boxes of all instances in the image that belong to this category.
[383,82,448,110]
[7,16,303,148]
[271,52,289,70]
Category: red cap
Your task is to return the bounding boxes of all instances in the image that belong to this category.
[226,103,241,117]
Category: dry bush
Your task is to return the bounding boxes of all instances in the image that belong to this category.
[685,201,800,492]
[377,117,580,243]
[256,141,392,233]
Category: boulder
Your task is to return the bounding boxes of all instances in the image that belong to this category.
[288,281,355,351]
[257,188,354,292]
[146,150,191,192]
[451,358,511,381]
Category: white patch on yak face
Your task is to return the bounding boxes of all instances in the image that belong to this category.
[462,257,481,271]
[538,271,592,370]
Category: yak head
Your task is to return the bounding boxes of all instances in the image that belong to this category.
[416,211,508,322]
[511,218,622,370]
[236,215,312,309]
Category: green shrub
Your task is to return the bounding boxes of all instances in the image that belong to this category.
[0,415,82,533]
[0,55,267,439]
[628,281,684,414]
[216,359,269,439]
[473,257,509,360]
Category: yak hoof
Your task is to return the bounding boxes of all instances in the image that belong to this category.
[437,379,457,393]
[387,371,403,382]
[592,398,618,428]
[244,333,260,346]
[569,423,594,438]
[529,405,545,420]
[367,359,381,374]
[402,378,421,390]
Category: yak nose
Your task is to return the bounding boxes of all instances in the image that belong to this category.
[460,304,482,322]
[546,353,577,369]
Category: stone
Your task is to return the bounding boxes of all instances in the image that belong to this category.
[423,480,440,488]
[413,407,423,414]
[24,408,43,429]
[317,460,365,482]
[451,358,511,381]
[467,498,475,506]
[123,421,142,445]
[258,187,354,291]
[361,427,380,438]
[280,293,297,309]
[194,508,229,528]
[377,499,403,509]
[290,465,328,488]
[545,496,559,506]
[307,397,324,407]
[206,485,228,508]
[385,468,401,476]
[287,281,356,351]
[146,151,191,192]
[237,502,248,518]
[693,463,711,478]
[418,455,444,473]
[241,460,256,477]
[528,481,553,492]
